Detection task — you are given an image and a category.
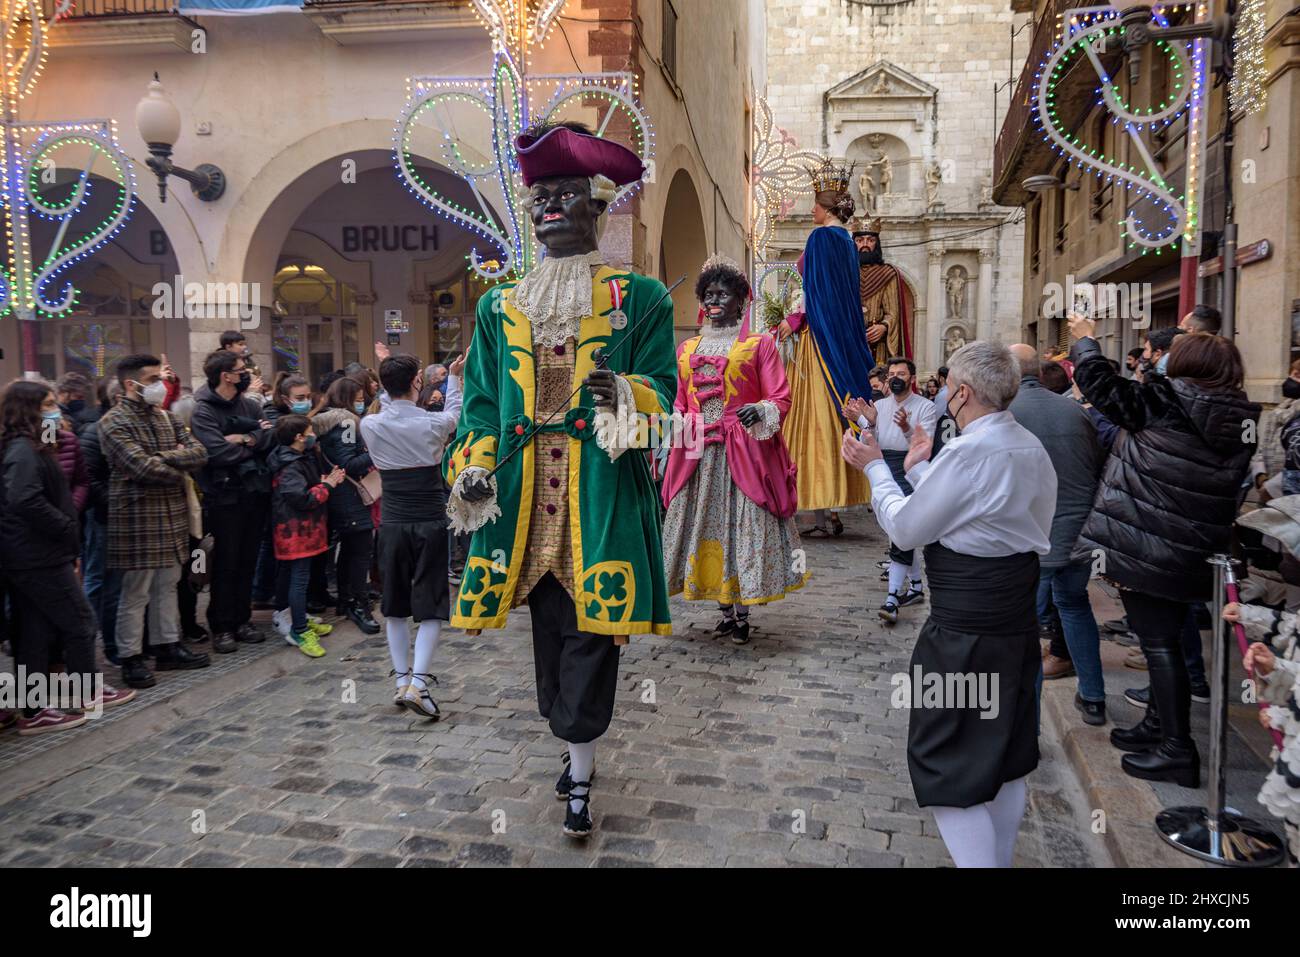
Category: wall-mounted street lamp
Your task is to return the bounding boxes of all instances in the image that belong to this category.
[1111,2,1233,87]
[1021,174,1079,193]
[134,73,225,203]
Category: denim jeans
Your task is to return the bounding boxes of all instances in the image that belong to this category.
[1180,604,1208,686]
[251,518,277,604]
[1035,561,1105,702]
[275,557,313,634]
[82,516,123,657]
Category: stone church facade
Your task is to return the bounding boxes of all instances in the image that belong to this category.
[762,0,1029,375]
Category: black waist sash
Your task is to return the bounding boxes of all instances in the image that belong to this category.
[881,448,912,495]
[922,542,1039,634]
[379,467,447,525]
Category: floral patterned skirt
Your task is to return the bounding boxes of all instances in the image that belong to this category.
[663,443,808,606]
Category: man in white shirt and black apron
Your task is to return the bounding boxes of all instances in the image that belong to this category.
[842,341,1057,868]
[844,356,938,623]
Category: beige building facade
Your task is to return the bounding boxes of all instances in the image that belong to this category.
[5,0,757,386]
[993,0,1300,401]
[763,0,1029,375]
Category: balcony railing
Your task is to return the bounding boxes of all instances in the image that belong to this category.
[46,0,177,16]
[992,2,1064,189]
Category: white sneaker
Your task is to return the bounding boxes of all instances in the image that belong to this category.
[272,608,291,638]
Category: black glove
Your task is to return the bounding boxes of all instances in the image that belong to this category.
[737,403,763,427]
[584,368,618,409]
[461,472,494,504]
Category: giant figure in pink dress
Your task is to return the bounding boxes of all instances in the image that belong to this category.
[661,255,808,645]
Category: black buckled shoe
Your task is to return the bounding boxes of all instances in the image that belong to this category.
[153,643,210,671]
[731,620,751,645]
[562,784,594,839]
[555,752,596,800]
[121,655,156,689]
[1121,740,1200,788]
[1109,711,1161,752]
[346,600,381,636]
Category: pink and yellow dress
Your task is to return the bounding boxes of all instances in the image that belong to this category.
[661,326,809,605]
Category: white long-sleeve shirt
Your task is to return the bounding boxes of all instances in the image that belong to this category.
[858,392,939,452]
[863,409,1057,557]
[360,375,462,471]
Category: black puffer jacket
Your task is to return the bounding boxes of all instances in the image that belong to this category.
[1070,337,1259,602]
[314,408,374,532]
[0,437,79,570]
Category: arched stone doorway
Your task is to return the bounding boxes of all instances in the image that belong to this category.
[658,168,708,339]
[242,149,496,379]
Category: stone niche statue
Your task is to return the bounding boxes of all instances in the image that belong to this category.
[925,162,942,208]
[944,265,968,322]
[858,169,877,213]
[944,325,968,360]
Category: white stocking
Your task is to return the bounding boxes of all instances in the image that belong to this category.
[930,803,999,868]
[567,740,596,815]
[386,617,411,689]
[410,620,442,691]
[887,561,909,598]
[987,776,1028,868]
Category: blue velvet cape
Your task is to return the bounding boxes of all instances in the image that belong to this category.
[801,225,876,408]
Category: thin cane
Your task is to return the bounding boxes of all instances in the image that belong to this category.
[1223,562,1286,748]
[480,275,688,481]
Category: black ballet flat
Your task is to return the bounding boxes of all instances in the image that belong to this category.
[562,784,594,838]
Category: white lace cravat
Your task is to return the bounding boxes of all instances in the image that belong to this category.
[510,250,605,350]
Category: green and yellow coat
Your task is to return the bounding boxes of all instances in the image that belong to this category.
[444,265,677,637]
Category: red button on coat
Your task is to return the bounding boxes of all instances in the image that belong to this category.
[546,504,557,515]
[574,419,586,431]
[549,477,560,488]
[553,345,565,356]
[551,449,562,459]
[515,424,525,435]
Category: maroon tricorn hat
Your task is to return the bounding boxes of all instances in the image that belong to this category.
[515,125,645,188]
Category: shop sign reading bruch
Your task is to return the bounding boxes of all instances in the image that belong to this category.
[341,224,439,254]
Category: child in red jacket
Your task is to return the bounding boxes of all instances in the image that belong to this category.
[268,415,344,657]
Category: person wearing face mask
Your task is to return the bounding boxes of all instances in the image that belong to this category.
[1250,358,1300,501]
[842,357,938,624]
[1135,326,1185,382]
[251,374,315,613]
[1,380,139,732]
[192,349,278,654]
[841,341,1056,868]
[313,376,380,635]
[56,372,100,434]
[1069,316,1259,788]
[266,414,344,657]
[97,354,211,689]
[661,255,806,646]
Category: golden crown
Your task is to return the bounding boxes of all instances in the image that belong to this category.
[853,216,882,234]
[809,158,852,195]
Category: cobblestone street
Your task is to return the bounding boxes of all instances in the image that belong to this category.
[0,511,1105,868]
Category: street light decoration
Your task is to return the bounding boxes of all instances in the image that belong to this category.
[1228,0,1267,117]
[749,96,824,260]
[0,0,136,321]
[396,0,653,281]
[1031,4,1212,254]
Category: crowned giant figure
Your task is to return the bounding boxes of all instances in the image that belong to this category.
[853,217,914,361]
[444,121,676,840]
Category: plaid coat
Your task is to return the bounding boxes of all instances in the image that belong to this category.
[99,395,207,570]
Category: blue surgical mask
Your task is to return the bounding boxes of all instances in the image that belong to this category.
[353,402,366,415]
[1156,353,1170,375]
[302,433,316,449]
[290,400,312,414]
[41,409,62,424]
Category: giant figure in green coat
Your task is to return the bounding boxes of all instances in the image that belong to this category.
[444,121,676,840]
